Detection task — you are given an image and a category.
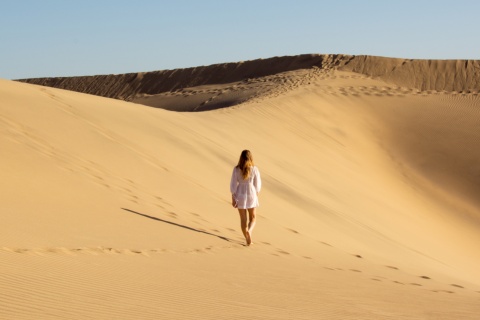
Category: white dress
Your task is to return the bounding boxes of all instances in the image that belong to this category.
[230,166,261,209]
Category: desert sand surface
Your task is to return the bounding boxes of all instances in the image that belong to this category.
[3,56,480,319]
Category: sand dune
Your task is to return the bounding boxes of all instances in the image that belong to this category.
[2,57,480,319]
[18,54,480,111]
[16,54,345,97]
[342,56,480,92]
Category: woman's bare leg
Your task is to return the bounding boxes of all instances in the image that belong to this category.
[238,209,251,245]
[247,208,256,243]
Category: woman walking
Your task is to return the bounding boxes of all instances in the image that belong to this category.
[230,150,261,246]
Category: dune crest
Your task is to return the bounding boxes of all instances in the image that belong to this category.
[16,54,349,110]
[17,54,480,111]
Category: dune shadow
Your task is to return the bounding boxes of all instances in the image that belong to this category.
[121,208,234,243]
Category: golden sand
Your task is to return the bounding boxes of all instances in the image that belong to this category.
[2,56,480,319]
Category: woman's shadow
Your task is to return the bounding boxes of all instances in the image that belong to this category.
[121,208,237,244]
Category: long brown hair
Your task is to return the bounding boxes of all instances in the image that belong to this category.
[236,150,254,180]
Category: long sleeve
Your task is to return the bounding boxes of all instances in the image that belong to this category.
[253,167,261,193]
[230,167,238,194]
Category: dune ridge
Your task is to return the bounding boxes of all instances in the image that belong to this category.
[17,54,349,102]
[17,54,480,111]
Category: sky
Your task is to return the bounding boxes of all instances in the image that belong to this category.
[1,0,479,79]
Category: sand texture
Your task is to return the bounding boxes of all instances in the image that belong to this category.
[2,55,480,319]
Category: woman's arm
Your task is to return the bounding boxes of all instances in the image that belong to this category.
[230,168,238,207]
[254,167,261,193]
[230,167,238,194]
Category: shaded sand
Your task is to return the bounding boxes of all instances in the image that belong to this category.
[2,62,480,319]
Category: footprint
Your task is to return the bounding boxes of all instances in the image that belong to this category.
[450,284,464,289]
[353,254,363,259]
[147,249,163,254]
[420,276,431,280]
[386,266,399,270]
[393,281,405,285]
[349,269,362,273]
[410,283,422,286]
[287,228,299,234]
[10,248,30,254]
[432,290,454,294]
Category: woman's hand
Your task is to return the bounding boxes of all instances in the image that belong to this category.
[231,195,237,208]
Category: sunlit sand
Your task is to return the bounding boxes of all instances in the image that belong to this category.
[2,55,480,319]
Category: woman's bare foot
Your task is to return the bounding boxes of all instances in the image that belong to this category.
[245,231,252,246]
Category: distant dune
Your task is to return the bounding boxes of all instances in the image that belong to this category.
[3,54,480,319]
[342,56,480,92]
[17,54,480,111]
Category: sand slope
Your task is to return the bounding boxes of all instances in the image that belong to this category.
[2,64,480,319]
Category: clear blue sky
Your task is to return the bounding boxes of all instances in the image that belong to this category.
[1,0,479,79]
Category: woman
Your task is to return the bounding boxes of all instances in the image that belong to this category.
[230,150,261,246]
